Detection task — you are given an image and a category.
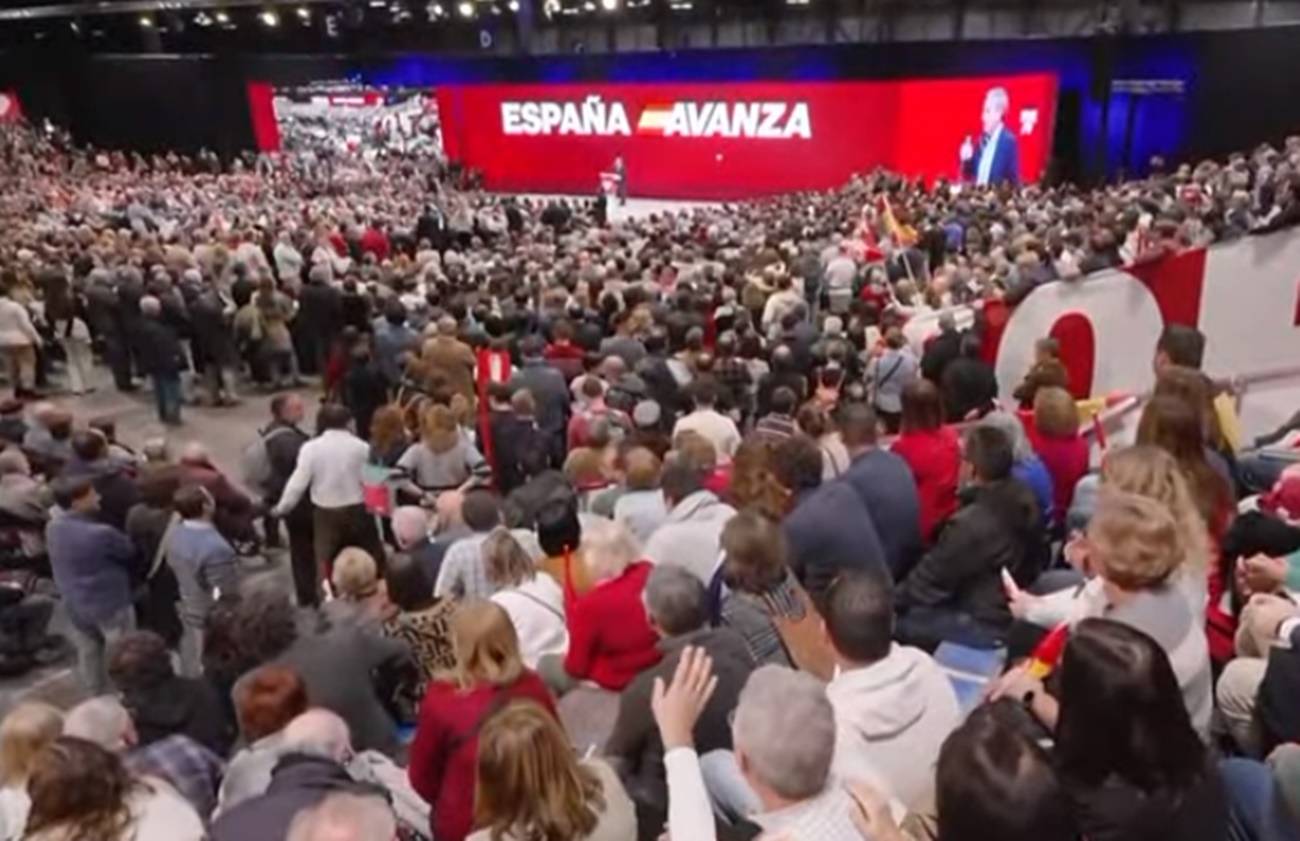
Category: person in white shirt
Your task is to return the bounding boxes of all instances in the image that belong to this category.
[0,286,41,399]
[272,404,385,590]
[484,528,568,669]
[672,380,741,463]
[824,571,960,811]
[272,231,305,293]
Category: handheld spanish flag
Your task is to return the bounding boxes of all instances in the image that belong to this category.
[1027,623,1070,680]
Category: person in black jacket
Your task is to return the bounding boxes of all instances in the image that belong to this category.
[940,333,999,423]
[296,266,343,376]
[189,280,239,407]
[262,393,316,607]
[108,629,234,755]
[896,425,1043,652]
[920,312,963,384]
[606,565,755,840]
[137,295,187,426]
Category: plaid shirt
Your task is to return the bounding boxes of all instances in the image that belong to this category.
[127,734,224,820]
[435,529,543,601]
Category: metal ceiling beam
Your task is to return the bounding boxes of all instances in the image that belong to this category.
[0,0,349,23]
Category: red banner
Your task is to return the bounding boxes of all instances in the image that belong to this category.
[433,74,1057,199]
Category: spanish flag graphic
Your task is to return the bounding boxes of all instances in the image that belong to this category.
[636,102,675,136]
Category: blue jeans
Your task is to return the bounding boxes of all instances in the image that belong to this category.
[152,372,183,424]
[1222,758,1300,841]
[1239,452,1300,496]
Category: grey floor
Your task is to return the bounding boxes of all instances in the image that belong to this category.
[0,368,308,715]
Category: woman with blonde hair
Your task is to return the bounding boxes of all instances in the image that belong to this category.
[537,519,660,696]
[0,702,62,839]
[325,548,395,633]
[469,700,636,841]
[1031,386,1090,522]
[396,402,490,498]
[486,528,569,669]
[408,601,557,841]
[1014,444,1212,630]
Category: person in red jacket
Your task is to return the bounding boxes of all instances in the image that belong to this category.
[1031,386,1092,527]
[407,600,558,841]
[538,518,661,696]
[890,379,961,544]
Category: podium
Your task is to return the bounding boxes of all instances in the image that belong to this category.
[599,171,622,197]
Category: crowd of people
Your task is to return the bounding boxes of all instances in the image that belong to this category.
[0,114,1295,841]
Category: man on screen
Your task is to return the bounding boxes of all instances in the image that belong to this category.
[959,86,1020,187]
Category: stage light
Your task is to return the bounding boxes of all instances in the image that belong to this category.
[139,14,154,27]
[215,10,231,24]
[260,9,279,26]
[457,1,474,16]
[193,11,212,26]
[507,0,519,9]
[297,6,311,19]
[601,0,617,9]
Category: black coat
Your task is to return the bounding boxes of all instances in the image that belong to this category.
[921,329,962,384]
[190,290,236,368]
[605,628,755,823]
[134,317,186,376]
[122,673,235,756]
[210,754,386,841]
[940,356,999,423]
[898,479,1043,631]
[298,282,343,339]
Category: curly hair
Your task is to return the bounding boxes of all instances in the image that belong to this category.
[726,436,789,521]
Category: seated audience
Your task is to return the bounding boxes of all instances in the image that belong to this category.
[611,447,668,544]
[541,519,661,694]
[642,458,737,584]
[1013,336,1070,410]
[435,489,508,600]
[232,587,410,758]
[382,549,458,700]
[325,547,395,634]
[824,570,961,811]
[470,700,637,841]
[218,665,310,816]
[22,737,204,841]
[1031,386,1091,527]
[1073,492,1214,736]
[606,565,754,829]
[106,630,232,756]
[891,379,961,544]
[486,527,569,669]
[896,425,1044,651]
[838,402,923,578]
[770,433,889,602]
[408,601,558,841]
[991,618,1228,841]
[980,410,1056,527]
[63,695,223,822]
[0,702,63,841]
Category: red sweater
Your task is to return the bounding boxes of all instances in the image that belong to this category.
[407,672,556,841]
[891,426,961,543]
[564,561,662,691]
[1033,433,1091,521]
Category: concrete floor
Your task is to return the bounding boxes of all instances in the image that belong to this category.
[0,368,310,716]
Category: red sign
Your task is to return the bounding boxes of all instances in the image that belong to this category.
[0,91,23,124]
[434,75,1057,199]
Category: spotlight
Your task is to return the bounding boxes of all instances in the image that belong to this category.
[139,14,154,27]
[601,0,616,9]
[260,9,279,25]
[583,1,595,10]
[297,6,311,19]
[193,11,213,26]
[507,0,519,9]
[215,10,230,24]
[457,1,474,16]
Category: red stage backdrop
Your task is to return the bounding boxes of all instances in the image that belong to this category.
[428,74,1056,199]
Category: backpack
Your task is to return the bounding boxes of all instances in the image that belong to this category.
[240,426,295,493]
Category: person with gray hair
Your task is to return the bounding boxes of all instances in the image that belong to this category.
[213,709,428,841]
[286,793,398,841]
[978,410,1055,525]
[604,564,755,824]
[726,666,863,840]
[136,292,188,426]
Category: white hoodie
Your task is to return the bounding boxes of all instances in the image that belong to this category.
[827,644,962,811]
